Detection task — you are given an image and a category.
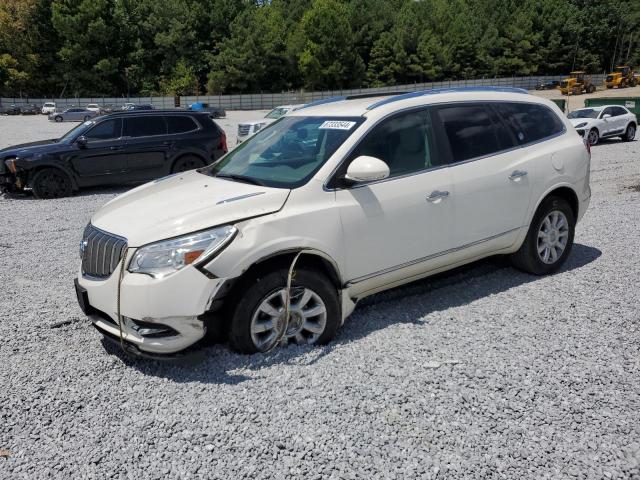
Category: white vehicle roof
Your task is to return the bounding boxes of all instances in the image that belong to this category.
[289,88,557,119]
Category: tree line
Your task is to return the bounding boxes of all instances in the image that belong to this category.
[1,0,639,98]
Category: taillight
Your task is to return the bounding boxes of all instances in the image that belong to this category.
[219,130,227,153]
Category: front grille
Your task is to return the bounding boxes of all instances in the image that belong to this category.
[238,124,251,136]
[81,224,127,278]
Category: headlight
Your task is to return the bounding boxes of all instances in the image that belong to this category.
[128,225,237,278]
[575,122,588,128]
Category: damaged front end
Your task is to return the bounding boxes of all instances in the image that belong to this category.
[0,158,27,193]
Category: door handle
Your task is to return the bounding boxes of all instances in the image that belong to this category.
[509,170,528,181]
[427,190,450,202]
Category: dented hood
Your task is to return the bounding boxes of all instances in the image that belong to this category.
[91,170,290,246]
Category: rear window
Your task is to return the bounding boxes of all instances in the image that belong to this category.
[495,102,565,145]
[166,115,198,134]
[123,116,167,137]
[435,104,514,163]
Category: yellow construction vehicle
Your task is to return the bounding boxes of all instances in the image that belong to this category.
[604,66,637,89]
[559,71,596,95]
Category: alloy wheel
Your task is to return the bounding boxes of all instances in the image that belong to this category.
[537,210,569,264]
[250,286,327,351]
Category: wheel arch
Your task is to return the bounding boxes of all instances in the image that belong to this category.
[533,185,579,221]
[170,151,208,172]
[27,163,79,190]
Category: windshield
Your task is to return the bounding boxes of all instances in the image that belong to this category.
[568,109,600,119]
[265,107,290,119]
[205,116,364,188]
[57,120,95,144]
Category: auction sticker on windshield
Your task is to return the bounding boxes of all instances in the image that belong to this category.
[319,120,357,130]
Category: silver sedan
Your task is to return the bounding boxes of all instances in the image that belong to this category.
[48,108,98,122]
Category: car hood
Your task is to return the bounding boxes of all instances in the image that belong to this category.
[569,118,594,127]
[0,139,64,157]
[91,170,290,246]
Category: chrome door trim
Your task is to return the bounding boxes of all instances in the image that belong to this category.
[345,227,520,287]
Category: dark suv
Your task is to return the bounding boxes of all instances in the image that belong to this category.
[0,110,227,198]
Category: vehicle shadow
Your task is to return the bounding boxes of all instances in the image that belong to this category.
[106,243,602,384]
[1,185,130,201]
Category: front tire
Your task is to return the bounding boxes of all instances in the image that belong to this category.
[229,267,340,354]
[587,128,599,146]
[171,155,206,173]
[623,123,636,142]
[54,116,63,122]
[510,196,575,275]
[31,168,73,199]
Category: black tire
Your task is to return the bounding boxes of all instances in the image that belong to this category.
[83,115,91,121]
[630,78,638,88]
[510,196,575,275]
[31,168,73,199]
[587,84,596,94]
[171,155,206,173]
[54,116,63,122]
[228,267,340,354]
[623,123,636,142]
[587,128,599,146]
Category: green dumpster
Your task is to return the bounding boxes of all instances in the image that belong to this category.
[550,99,566,112]
[585,97,640,116]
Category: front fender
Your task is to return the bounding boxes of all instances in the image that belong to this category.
[17,159,79,190]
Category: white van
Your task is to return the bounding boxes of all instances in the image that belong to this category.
[76,87,591,356]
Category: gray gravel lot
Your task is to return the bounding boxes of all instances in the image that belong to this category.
[1,115,640,479]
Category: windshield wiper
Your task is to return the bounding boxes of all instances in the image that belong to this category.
[215,173,265,186]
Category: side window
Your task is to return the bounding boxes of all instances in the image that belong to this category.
[349,108,440,178]
[435,104,513,162]
[85,119,122,141]
[166,115,198,134]
[123,116,167,137]
[495,102,565,145]
[600,107,613,118]
[611,106,627,117]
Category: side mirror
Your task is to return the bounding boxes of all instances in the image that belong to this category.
[344,155,390,184]
[602,114,612,119]
[76,136,88,148]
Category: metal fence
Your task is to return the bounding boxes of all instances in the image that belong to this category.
[1,74,607,111]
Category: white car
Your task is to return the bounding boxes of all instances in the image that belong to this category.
[41,102,56,115]
[86,103,101,114]
[236,105,303,143]
[76,88,591,356]
[568,105,637,145]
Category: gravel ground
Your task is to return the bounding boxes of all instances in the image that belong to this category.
[1,116,640,479]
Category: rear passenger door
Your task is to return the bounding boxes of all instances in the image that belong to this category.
[432,103,536,254]
[122,115,171,181]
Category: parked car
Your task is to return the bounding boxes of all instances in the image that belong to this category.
[101,104,116,114]
[568,105,637,145]
[535,80,560,90]
[41,102,56,115]
[236,104,303,143]
[21,104,40,115]
[121,102,136,110]
[73,87,591,357]
[0,110,227,198]
[49,108,98,122]
[86,104,102,114]
[121,103,154,111]
[1,104,21,115]
[188,102,226,118]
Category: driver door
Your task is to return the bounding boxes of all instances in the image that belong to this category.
[333,107,454,297]
[67,118,128,185]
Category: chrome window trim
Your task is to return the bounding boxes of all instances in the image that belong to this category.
[322,99,567,192]
[345,227,520,287]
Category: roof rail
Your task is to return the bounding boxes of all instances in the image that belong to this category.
[366,86,529,110]
[296,96,346,110]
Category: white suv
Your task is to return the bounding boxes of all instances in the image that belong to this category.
[236,105,302,144]
[75,88,591,356]
[567,105,637,146]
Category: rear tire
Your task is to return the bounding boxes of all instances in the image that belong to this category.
[54,116,63,122]
[171,155,206,173]
[623,123,636,142]
[31,168,72,199]
[83,115,91,121]
[510,196,575,275]
[229,267,340,354]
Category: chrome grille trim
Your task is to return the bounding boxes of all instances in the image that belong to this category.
[81,224,127,279]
